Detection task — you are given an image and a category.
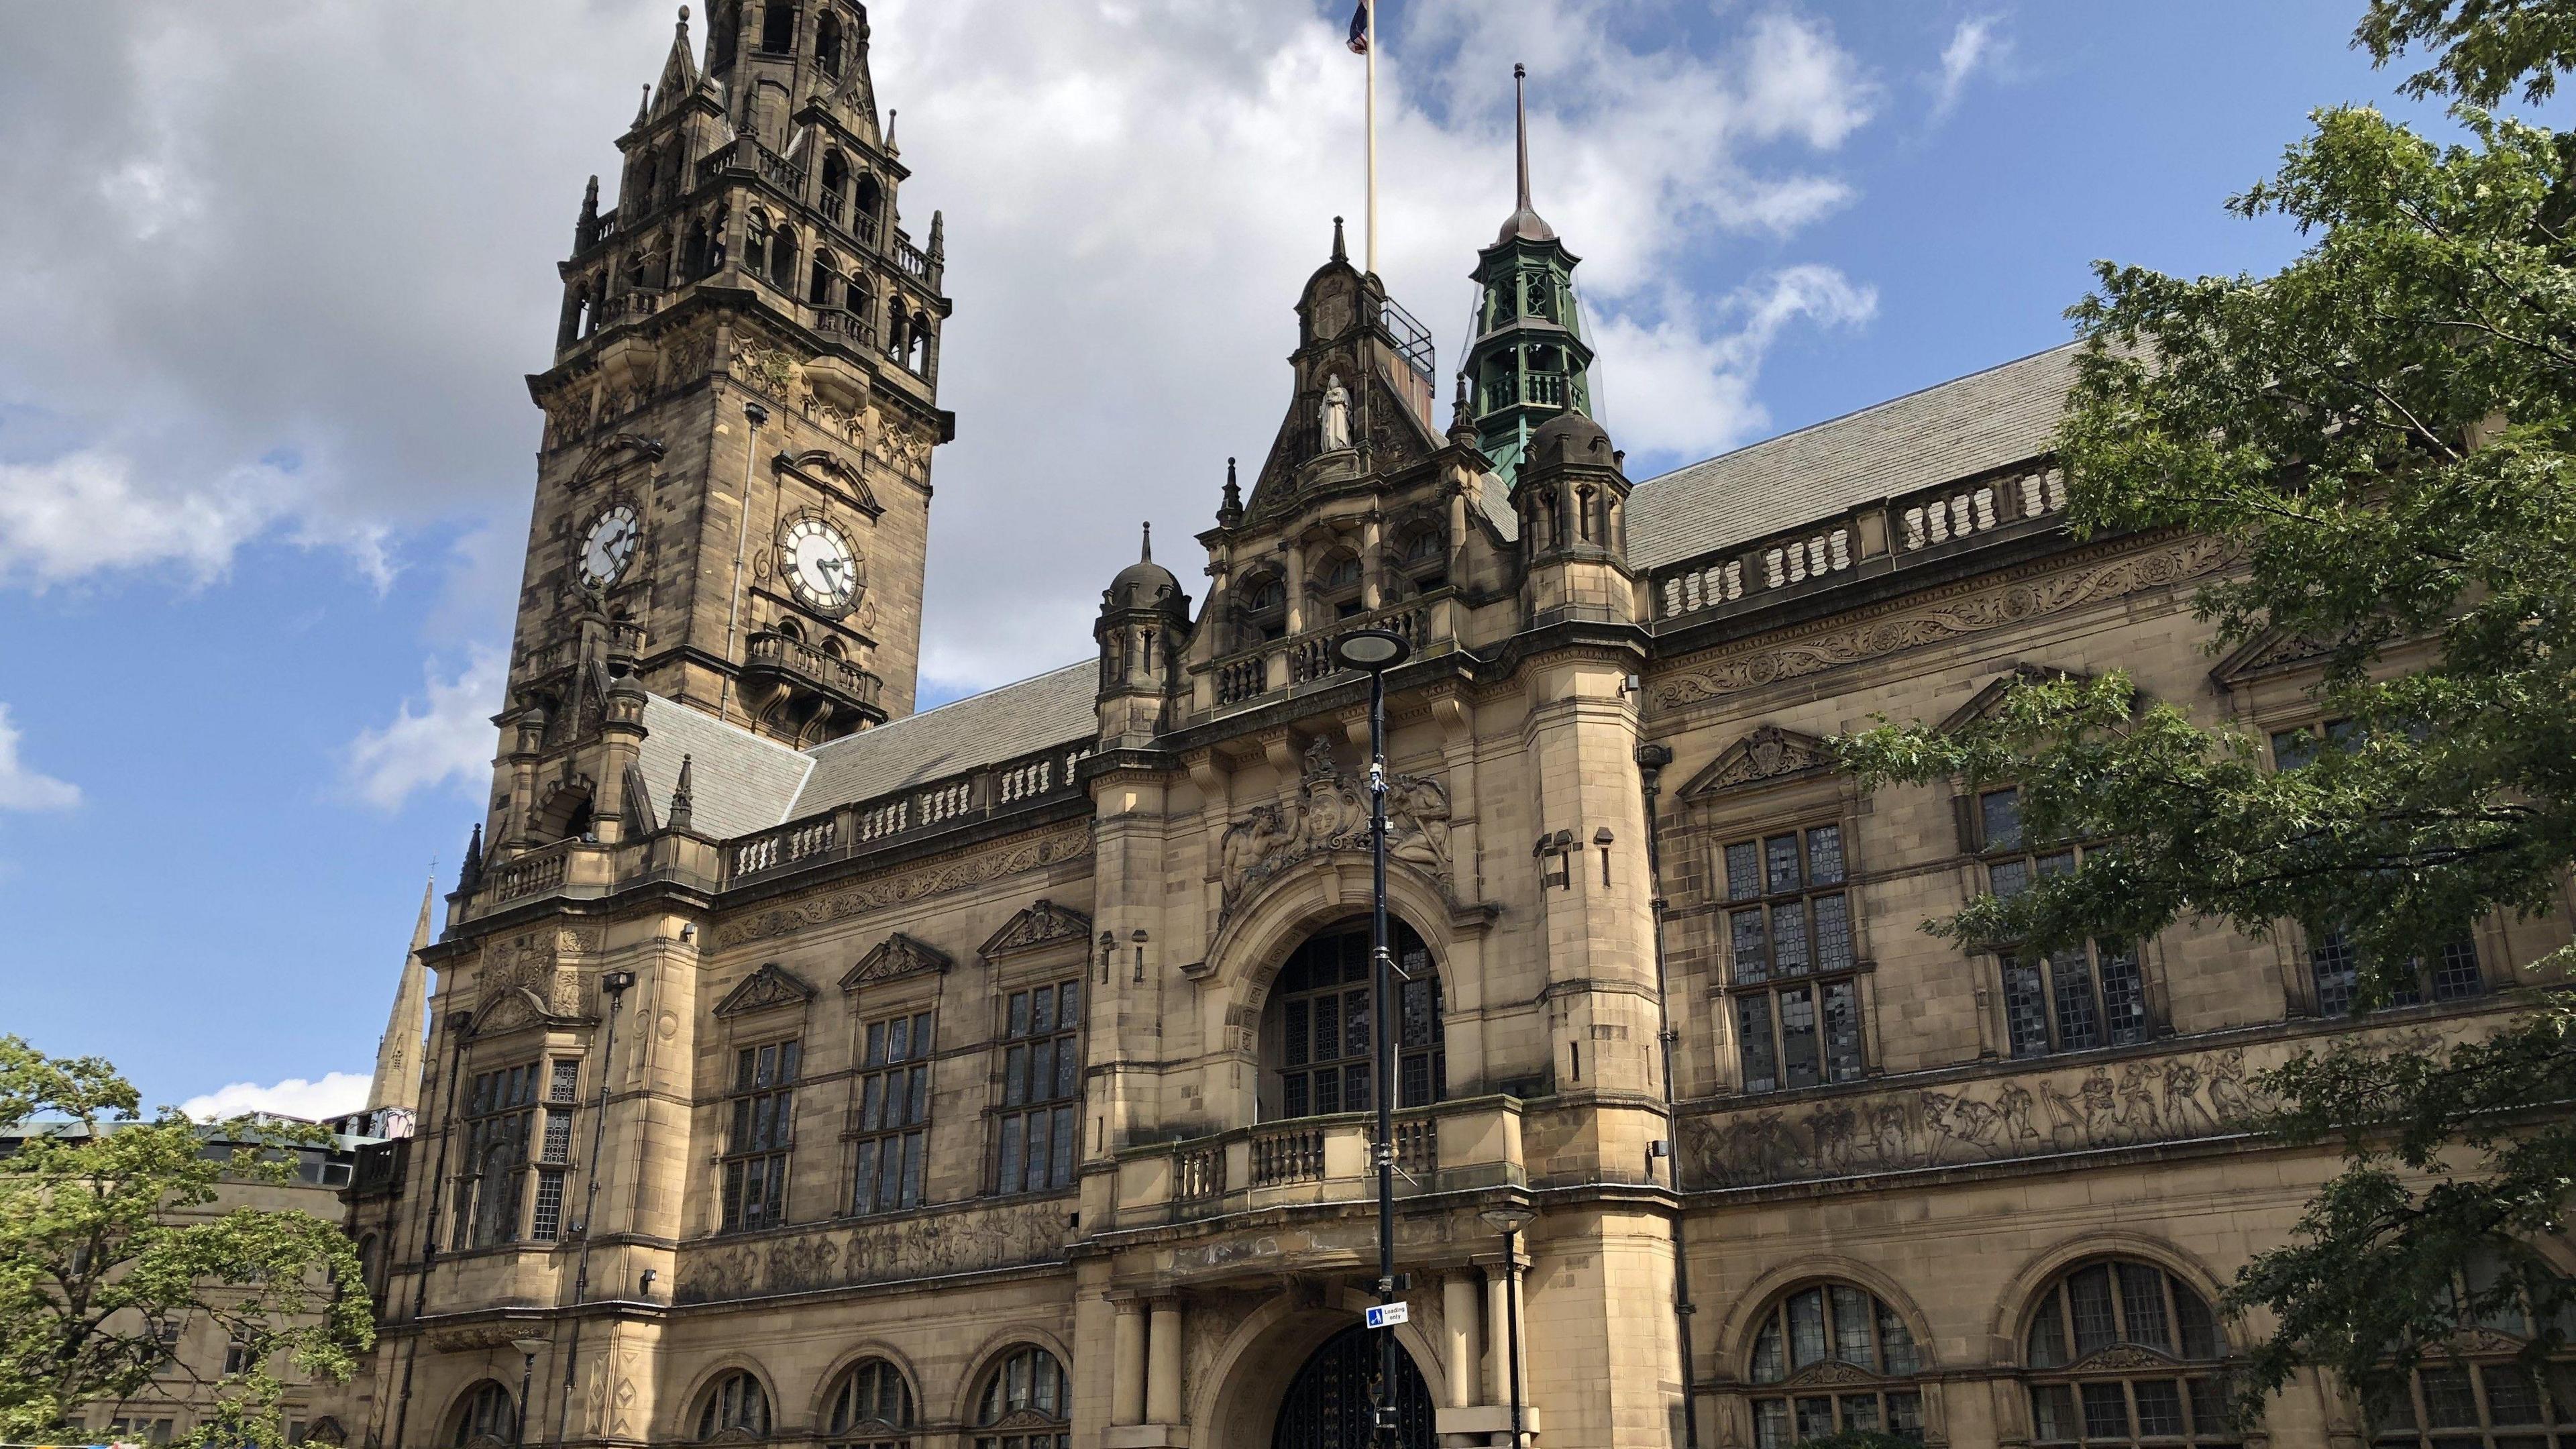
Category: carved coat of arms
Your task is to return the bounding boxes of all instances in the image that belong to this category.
[1218,739,1452,913]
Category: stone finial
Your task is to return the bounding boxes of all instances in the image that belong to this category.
[1218,457,1243,527]
[928,209,945,258]
[459,822,485,893]
[885,107,899,154]
[1331,215,1348,264]
[1139,521,1152,564]
[669,753,696,831]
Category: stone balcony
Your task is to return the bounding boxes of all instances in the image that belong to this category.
[1201,594,1454,714]
[1108,1095,1525,1231]
[739,630,887,739]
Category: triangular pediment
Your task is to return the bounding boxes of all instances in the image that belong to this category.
[648,17,701,117]
[839,933,953,991]
[1937,664,2100,733]
[1680,724,1833,798]
[2209,627,2337,686]
[714,963,817,1018]
[978,899,1095,962]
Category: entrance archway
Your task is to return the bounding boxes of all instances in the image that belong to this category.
[1271,1324,1435,1449]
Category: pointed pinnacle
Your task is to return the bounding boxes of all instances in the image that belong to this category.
[1332,215,1348,263]
[1514,64,1532,215]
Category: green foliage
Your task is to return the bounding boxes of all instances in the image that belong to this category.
[1831,0,2576,1427]
[0,1036,374,1448]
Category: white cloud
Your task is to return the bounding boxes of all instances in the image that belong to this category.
[343,648,506,811]
[181,1071,370,1124]
[1933,15,2006,119]
[0,703,80,811]
[1593,265,1878,460]
[0,447,293,588]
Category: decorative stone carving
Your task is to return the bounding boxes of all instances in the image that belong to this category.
[1218,739,1450,913]
[979,899,1094,961]
[729,339,795,398]
[670,1197,1067,1304]
[1680,724,1831,798]
[712,823,1093,947]
[839,932,952,990]
[1319,374,1352,453]
[712,962,817,1018]
[1681,1023,2451,1189]
[1654,537,2231,709]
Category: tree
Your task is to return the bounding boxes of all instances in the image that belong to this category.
[1832,1,2576,1426]
[0,1036,374,1448]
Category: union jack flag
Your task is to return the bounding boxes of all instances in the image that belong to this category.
[1347,1,1372,54]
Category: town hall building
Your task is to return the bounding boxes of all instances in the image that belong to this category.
[335,6,2576,1449]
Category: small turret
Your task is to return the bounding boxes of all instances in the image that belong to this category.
[1462,64,1599,490]
[1096,523,1191,745]
[1513,408,1633,621]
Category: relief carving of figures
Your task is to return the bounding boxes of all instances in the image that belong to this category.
[672,1199,1067,1305]
[1683,1040,2303,1189]
[1218,738,1451,913]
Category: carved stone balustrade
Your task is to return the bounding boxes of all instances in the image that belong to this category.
[1112,1097,1523,1229]
[1199,592,1453,715]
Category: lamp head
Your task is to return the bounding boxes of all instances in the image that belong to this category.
[510,1334,548,1358]
[1332,628,1411,672]
[1479,1202,1537,1235]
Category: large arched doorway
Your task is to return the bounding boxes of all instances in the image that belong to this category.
[1272,1324,1435,1449]
[1260,918,1445,1120]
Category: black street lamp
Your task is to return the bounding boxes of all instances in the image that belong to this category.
[1477,1203,1536,1448]
[509,1335,547,1449]
[1332,626,1412,1448]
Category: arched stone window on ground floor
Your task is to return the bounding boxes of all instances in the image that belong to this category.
[2024,1258,2239,1446]
[1746,1281,1927,1446]
[1260,918,1444,1120]
[972,1346,1069,1449]
[825,1358,916,1449]
[696,1371,771,1442]
[447,1381,516,1449]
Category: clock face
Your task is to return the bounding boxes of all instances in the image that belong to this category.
[577,504,640,588]
[781,517,861,613]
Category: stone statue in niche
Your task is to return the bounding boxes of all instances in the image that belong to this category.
[1320,374,1352,453]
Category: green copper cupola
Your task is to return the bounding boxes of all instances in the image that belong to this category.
[1462,64,1596,490]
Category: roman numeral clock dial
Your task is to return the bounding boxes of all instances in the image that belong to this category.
[781,516,863,616]
[577,503,639,588]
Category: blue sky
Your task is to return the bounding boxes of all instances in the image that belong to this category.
[0,1,2471,1114]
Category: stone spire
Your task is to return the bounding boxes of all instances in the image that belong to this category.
[365,879,436,1119]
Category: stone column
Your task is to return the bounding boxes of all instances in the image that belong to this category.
[1146,1299,1185,1424]
[1486,1267,1511,1405]
[1443,1272,1482,1408]
[1111,1301,1146,1426]
[1362,513,1385,612]
[1283,543,1307,636]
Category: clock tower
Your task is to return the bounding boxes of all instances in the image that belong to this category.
[497,0,951,855]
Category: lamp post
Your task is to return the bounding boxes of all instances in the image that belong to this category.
[1477,1203,1536,1449]
[509,1336,547,1449]
[1332,626,1411,1448]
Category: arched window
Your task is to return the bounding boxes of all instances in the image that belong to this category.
[1314,550,1364,620]
[820,152,850,224]
[2365,1252,2576,1446]
[2025,1258,2236,1446]
[810,249,841,307]
[769,229,798,292]
[1265,919,1444,1119]
[1744,1281,1925,1446]
[759,3,796,54]
[908,312,932,374]
[971,1346,1069,1449]
[711,0,740,70]
[684,219,710,282]
[695,1371,771,1441]
[855,174,884,245]
[744,212,771,279]
[1236,570,1286,647]
[816,11,845,76]
[450,1383,516,1448]
[824,1358,914,1449]
[355,1233,381,1294]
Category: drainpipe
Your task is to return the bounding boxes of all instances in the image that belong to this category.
[716,400,768,725]
[551,970,635,1449]
[1636,742,1703,1449]
[390,1008,475,1449]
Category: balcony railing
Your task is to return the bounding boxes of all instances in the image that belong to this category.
[1652,462,2072,626]
[743,631,883,708]
[1113,1097,1523,1228]
[724,739,1096,885]
[813,307,877,350]
[1205,596,1446,710]
[698,137,808,198]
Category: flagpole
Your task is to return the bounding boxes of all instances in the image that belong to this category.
[1364,0,1377,276]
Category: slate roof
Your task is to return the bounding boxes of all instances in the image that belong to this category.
[1625,343,2080,572]
[637,694,811,838]
[788,661,1098,816]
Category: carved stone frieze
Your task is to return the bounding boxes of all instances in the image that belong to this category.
[1654,536,2231,709]
[1684,1022,2461,1189]
[671,1197,1067,1303]
[711,823,1093,948]
[1218,738,1450,914]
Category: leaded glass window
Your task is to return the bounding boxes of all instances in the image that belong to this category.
[1723,824,1864,1091]
[1747,1283,1925,1447]
[2025,1258,2237,1446]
